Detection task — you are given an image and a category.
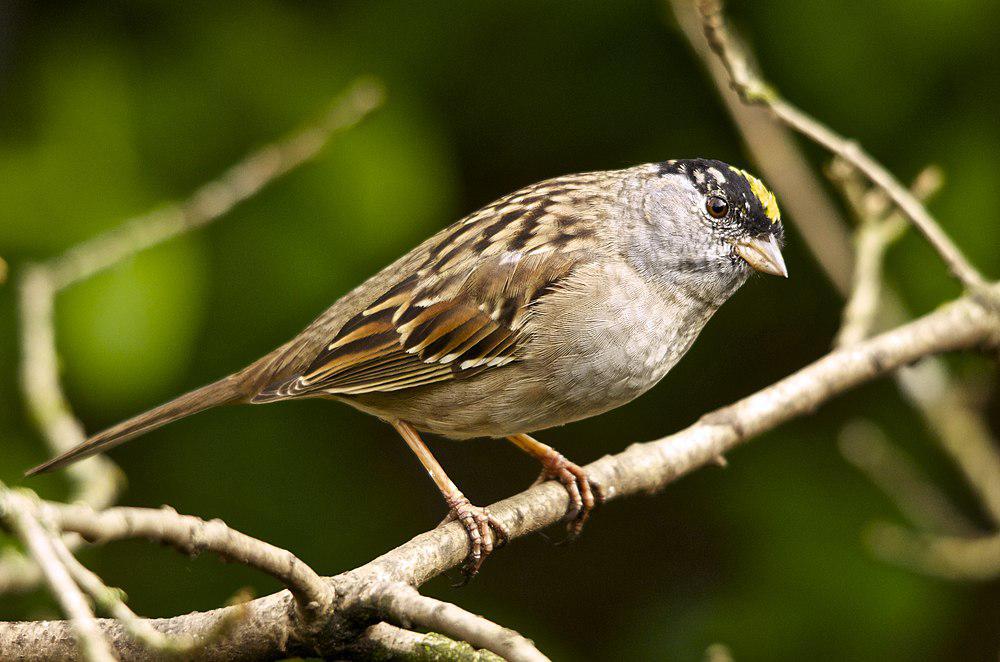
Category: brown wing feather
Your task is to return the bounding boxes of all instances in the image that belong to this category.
[254,173,610,401]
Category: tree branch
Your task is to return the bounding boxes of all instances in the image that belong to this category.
[45,78,385,291]
[356,622,505,661]
[0,488,115,662]
[830,161,943,347]
[839,421,976,535]
[4,76,385,599]
[50,537,242,656]
[866,525,1000,581]
[377,584,548,662]
[3,288,996,660]
[670,0,1000,582]
[40,502,335,617]
[694,0,987,290]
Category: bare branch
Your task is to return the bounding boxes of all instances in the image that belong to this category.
[46,77,385,291]
[667,0,855,292]
[671,0,1000,581]
[0,488,116,662]
[358,623,505,661]
[897,363,1000,526]
[39,501,335,616]
[831,162,944,347]
[839,421,976,535]
[378,584,548,662]
[4,289,991,660]
[694,0,986,290]
[19,266,124,507]
[50,532,243,655]
[866,524,1000,581]
[5,76,385,600]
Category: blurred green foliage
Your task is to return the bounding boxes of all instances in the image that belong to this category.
[1,1,998,660]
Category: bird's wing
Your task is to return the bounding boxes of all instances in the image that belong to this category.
[254,176,609,400]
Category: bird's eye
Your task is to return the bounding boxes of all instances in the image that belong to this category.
[706,195,729,219]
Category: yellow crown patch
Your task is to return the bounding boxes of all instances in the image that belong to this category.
[729,166,780,224]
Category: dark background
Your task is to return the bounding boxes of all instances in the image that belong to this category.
[1,1,998,660]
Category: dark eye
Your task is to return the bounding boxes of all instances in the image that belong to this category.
[706,195,729,219]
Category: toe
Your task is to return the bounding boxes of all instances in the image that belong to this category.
[486,512,510,547]
[560,468,585,520]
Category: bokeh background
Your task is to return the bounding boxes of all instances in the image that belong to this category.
[1,1,999,660]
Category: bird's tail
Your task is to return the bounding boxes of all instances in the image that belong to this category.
[24,375,248,477]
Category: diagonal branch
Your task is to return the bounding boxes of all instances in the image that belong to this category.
[694,0,986,290]
[4,76,385,599]
[46,78,385,291]
[40,501,335,617]
[670,0,1000,581]
[377,584,548,662]
[50,536,243,655]
[0,488,116,662]
[2,287,996,660]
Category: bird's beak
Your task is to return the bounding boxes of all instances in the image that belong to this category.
[732,234,788,278]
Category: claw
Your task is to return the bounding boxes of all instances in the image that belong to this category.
[442,494,509,584]
[534,455,604,542]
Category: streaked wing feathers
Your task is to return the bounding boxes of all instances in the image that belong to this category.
[256,173,610,401]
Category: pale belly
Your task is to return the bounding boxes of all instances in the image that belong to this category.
[528,263,716,425]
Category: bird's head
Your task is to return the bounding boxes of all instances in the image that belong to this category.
[622,158,786,304]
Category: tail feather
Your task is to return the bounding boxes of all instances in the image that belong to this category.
[25,376,248,477]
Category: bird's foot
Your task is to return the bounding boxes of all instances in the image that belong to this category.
[533,453,604,541]
[439,493,509,583]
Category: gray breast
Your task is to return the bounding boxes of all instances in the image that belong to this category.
[528,261,718,425]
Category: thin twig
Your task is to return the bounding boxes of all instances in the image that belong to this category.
[831,162,944,347]
[46,77,385,290]
[18,266,125,521]
[4,76,385,600]
[839,420,975,535]
[695,0,986,290]
[378,584,548,662]
[50,534,241,654]
[39,501,336,617]
[667,0,855,292]
[671,0,1000,579]
[898,363,1000,526]
[358,622,505,661]
[866,524,1000,580]
[0,487,116,662]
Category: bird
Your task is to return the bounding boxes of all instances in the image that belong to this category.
[27,158,786,577]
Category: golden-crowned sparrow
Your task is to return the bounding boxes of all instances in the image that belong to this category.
[27,158,786,576]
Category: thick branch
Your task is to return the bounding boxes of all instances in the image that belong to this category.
[3,290,996,660]
[50,536,239,655]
